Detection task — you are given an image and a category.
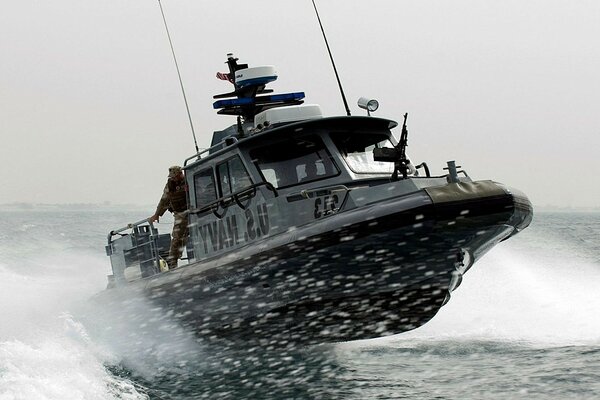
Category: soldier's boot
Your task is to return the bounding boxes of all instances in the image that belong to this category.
[167,256,178,270]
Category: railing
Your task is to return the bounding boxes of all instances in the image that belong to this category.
[183,147,211,167]
[415,162,430,177]
[188,181,278,219]
[183,137,240,167]
[407,170,469,179]
[298,184,349,200]
[107,217,156,243]
[106,218,162,280]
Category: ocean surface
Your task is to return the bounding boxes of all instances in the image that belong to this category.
[1,208,599,399]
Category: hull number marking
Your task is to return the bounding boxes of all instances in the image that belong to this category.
[314,195,339,219]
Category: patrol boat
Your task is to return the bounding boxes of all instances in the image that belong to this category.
[102,54,533,345]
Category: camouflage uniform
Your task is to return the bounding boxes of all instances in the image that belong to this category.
[154,166,189,269]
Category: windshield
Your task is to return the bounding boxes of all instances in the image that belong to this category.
[250,135,339,189]
[330,132,395,174]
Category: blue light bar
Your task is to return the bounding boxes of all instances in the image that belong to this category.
[213,97,254,109]
[269,92,305,102]
[213,92,305,110]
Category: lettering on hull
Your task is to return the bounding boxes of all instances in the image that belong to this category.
[198,203,270,255]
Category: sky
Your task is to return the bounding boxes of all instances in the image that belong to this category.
[1,0,599,208]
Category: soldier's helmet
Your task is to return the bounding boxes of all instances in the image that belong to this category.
[168,165,183,178]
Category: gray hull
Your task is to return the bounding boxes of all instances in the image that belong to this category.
[94,183,532,345]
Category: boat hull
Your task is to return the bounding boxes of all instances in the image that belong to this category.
[94,182,532,345]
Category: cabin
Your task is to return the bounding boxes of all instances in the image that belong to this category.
[182,109,415,261]
[107,55,449,282]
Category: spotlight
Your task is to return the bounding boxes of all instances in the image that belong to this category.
[357,97,379,115]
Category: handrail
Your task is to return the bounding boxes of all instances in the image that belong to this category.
[403,170,468,180]
[107,218,156,243]
[106,217,162,276]
[232,186,256,210]
[415,162,431,178]
[189,181,278,218]
[183,147,212,166]
[299,184,349,199]
[183,137,239,167]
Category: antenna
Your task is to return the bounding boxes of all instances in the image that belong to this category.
[157,0,200,153]
[311,0,351,116]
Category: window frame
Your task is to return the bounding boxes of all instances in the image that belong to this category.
[250,134,340,190]
[192,167,217,210]
[330,131,396,175]
[216,155,254,198]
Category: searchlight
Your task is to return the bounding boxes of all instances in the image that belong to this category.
[357,97,379,115]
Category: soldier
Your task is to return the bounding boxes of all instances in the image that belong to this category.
[150,165,189,270]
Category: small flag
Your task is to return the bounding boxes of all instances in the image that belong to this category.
[216,72,233,82]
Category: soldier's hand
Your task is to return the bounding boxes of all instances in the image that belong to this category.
[149,214,159,223]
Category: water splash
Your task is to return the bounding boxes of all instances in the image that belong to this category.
[388,239,600,346]
[0,258,147,400]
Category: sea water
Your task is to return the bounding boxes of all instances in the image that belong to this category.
[0,208,599,399]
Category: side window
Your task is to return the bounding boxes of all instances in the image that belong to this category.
[217,155,253,196]
[229,156,252,192]
[193,168,216,207]
[217,163,230,196]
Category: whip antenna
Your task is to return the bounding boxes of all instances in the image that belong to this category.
[157,0,199,153]
[311,0,351,116]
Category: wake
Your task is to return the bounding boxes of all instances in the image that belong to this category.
[395,239,600,346]
[0,256,147,400]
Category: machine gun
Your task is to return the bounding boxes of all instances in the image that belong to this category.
[373,112,412,180]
